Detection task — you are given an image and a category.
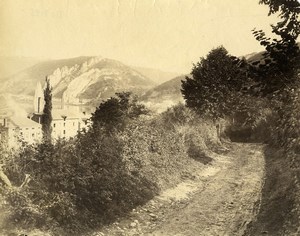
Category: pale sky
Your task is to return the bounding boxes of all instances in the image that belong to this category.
[0,0,279,73]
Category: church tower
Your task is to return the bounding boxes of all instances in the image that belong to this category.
[34,82,45,114]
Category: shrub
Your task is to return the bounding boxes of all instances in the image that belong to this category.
[91,92,149,133]
[160,103,196,128]
[1,100,222,235]
[187,141,213,165]
[121,104,221,189]
[3,130,158,235]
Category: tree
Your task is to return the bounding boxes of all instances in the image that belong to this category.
[250,0,300,94]
[249,0,300,152]
[42,77,53,143]
[91,92,148,134]
[181,46,247,119]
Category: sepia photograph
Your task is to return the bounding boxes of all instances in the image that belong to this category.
[0,0,299,235]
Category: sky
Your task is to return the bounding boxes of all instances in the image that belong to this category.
[0,0,279,73]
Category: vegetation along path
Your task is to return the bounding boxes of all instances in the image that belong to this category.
[96,142,265,236]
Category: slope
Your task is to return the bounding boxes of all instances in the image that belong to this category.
[141,75,187,112]
[0,56,43,79]
[1,56,92,95]
[132,66,182,85]
[1,57,155,105]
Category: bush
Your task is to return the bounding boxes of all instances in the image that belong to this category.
[187,141,213,165]
[3,130,158,235]
[3,188,52,230]
[1,100,222,235]
[121,104,221,189]
[160,103,196,128]
[91,92,149,133]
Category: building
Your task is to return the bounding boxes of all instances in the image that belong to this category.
[30,82,90,140]
[30,109,89,140]
[0,83,90,147]
[0,94,42,147]
[0,116,42,147]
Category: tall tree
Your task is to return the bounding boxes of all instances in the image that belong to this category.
[250,0,300,149]
[250,0,300,94]
[42,77,53,143]
[91,92,148,134]
[181,46,247,119]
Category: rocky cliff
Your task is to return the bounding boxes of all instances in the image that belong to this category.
[2,56,155,105]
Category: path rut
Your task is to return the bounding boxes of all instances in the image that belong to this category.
[98,143,265,236]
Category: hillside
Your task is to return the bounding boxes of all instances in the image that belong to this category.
[0,94,27,118]
[140,50,274,113]
[0,56,92,96]
[0,56,43,79]
[246,42,300,66]
[132,66,182,85]
[141,75,188,112]
[1,57,155,105]
[0,51,266,111]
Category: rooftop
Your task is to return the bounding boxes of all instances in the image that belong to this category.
[9,116,41,128]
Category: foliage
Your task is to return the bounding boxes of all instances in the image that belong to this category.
[121,104,223,189]
[2,89,157,233]
[3,1,300,234]
[160,103,197,128]
[245,146,300,235]
[250,0,300,94]
[0,139,13,166]
[3,187,49,230]
[270,86,300,153]
[91,92,149,134]
[243,3,300,233]
[224,94,274,142]
[249,0,300,147]
[2,99,157,235]
[0,94,225,235]
[42,77,53,143]
[187,141,213,165]
[181,46,247,119]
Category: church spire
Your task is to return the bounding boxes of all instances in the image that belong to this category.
[34,82,44,113]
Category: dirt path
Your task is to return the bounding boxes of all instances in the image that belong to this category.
[96,143,265,236]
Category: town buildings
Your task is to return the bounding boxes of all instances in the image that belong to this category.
[0,115,42,147]
[30,82,90,140]
[0,83,90,148]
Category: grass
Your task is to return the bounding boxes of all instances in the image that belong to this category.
[244,146,300,235]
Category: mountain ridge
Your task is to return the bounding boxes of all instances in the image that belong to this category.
[0,56,156,105]
[132,66,182,85]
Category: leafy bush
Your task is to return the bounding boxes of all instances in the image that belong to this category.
[3,188,51,230]
[220,92,275,143]
[160,103,196,127]
[3,120,158,235]
[187,141,213,165]
[121,104,222,189]
[1,97,222,235]
[91,92,149,133]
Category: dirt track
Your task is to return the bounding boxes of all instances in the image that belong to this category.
[98,143,265,236]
